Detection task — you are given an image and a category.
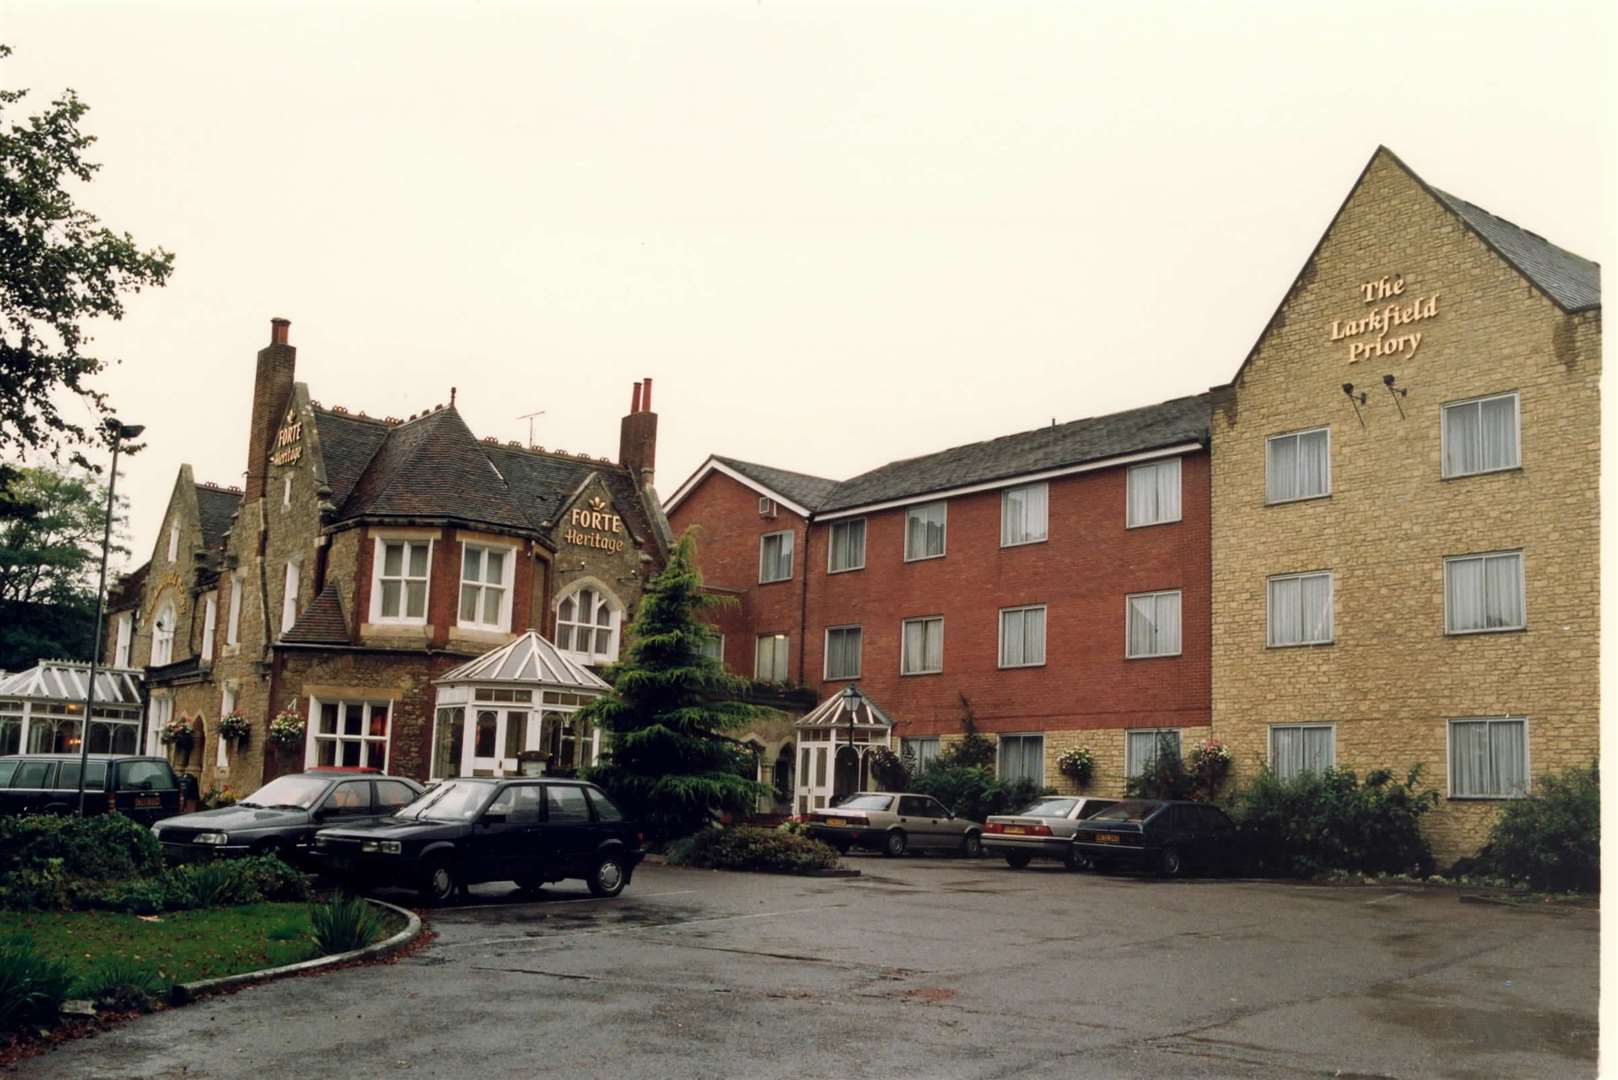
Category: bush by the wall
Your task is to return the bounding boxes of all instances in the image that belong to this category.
[0,813,164,883]
[669,826,841,874]
[0,935,72,1034]
[907,766,1053,823]
[1473,764,1598,892]
[1232,766,1438,878]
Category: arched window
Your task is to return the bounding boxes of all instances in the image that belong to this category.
[152,598,177,666]
[555,585,622,665]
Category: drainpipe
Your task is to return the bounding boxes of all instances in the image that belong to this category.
[796,520,810,688]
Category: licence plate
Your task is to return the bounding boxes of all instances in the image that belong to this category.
[826,818,848,827]
[1095,833,1120,843]
[134,796,161,808]
[1004,826,1027,835]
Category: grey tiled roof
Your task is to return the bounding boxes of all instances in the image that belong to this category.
[1433,188,1600,312]
[281,582,351,646]
[816,394,1212,512]
[714,457,841,512]
[312,410,392,509]
[194,485,241,551]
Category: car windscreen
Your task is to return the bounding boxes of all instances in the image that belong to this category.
[237,774,328,809]
[395,781,490,822]
[1086,800,1161,823]
[835,794,893,811]
[1015,798,1079,818]
[116,760,177,792]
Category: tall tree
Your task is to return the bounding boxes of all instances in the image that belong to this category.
[583,530,770,840]
[1,43,173,466]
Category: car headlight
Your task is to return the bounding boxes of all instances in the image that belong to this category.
[150,825,164,839]
[315,835,330,849]
[360,840,402,855]
[193,832,229,846]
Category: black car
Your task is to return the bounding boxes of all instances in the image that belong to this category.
[0,754,181,825]
[151,769,424,864]
[313,777,644,904]
[1070,799,1237,877]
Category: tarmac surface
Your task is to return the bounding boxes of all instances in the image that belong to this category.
[19,856,1598,1079]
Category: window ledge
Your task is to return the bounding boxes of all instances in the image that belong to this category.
[1441,465,1524,482]
[827,565,866,575]
[903,552,947,563]
[1446,794,1528,802]
[900,669,943,677]
[1264,493,1332,508]
[1445,626,1527,638]
[1126,517,1182,530]
[757,577,795,586]
[1265,640,1336,650]
[1125,652,1183,660]
[997,662,1047,670]
[1000,537,1048,549]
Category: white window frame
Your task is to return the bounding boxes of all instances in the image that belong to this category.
[145,693,171,756]
[1441,391,1521,479]
[1444,550,1526,635]
[997,733,1045,785]
[281,558,301,633]
[282,474,293,510]
[1266,571,1334,647]
[823,625,862,681]
[555,584,624,664]
[1000,482,1049,547]
[457,541,517,632]
[900,616,944,675]
[200,593,217,661]
[754,633,789,683]
[827,518,867,574]
[1265,427,1331,504]
[152,599,176,666]
[1126,457,1182,528]
[1447,717,1531,800]
[903,501,948,562]
[759,530,794,584]
[901,736,940,774]
[1267,723,1336,781]
[167,523,179,562]
[1125,728,1181,779]
[217,684,237,769]
[1125,589,1183,659]
[306,697,392,772]
[997,605,1047,669]
[369,538,432,625]
[114,613,133,667]
[226,573,243,646]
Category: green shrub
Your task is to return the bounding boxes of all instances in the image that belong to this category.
[934,695,996,770]
[3,852,311,914]
[1474,764,1598,892]
[669,826,841,874]
[0,814,164,883]
[71,955,167,1011]
[310,894,385,955]
[908,766,1053,824]
[1232,765,1438,878]
[0,935,72,1034]
[1125,734,1197,800]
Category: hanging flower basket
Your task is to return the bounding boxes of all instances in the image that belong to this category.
[158,718,194,750]
[1187,738,1233,798]
[1057,747,1095,786]
[267,707,306,750]
[216,710,252,743]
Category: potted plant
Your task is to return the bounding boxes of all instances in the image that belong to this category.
[1057,746,1095,787]
[216,709,251,744]
[267,705,306,751]
[159,717,194,752]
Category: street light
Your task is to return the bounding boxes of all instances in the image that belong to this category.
[840,683,863,747]
[76,419,144,816]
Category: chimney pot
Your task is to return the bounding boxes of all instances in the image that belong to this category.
[641,377,653,412]
[630,381,642,414]
[270,317,290,346]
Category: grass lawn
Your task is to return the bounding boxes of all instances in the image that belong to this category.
[0,903,349,990]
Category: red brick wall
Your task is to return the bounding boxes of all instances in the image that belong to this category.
[351,526,542,648]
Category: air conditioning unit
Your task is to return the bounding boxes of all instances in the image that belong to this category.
[758,497,777,518]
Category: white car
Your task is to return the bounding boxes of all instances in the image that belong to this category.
[806,792,983,857]
[983,796,1118,869]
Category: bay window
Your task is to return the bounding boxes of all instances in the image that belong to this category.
[459,543,514,631]
[372,539,431,624]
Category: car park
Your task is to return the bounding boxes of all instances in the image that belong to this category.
[804,792,983,857]
[150,768,423,864]
[0,754,181,825]
[1070,798,1238,877]
[313,776,644,904]
[983,795,1118,869]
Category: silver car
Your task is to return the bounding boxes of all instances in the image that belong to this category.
[983,796,1118,869]
[805,792,983,857]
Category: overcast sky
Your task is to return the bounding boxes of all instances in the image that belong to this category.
[4,1,1613,570]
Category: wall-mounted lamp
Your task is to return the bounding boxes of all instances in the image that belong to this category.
[1382,373,1408,419]
[1342,382,1367,428]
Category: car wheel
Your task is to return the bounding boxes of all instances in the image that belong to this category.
[588,853,627,897]
[514,876,545,893]
[883,830,908,858]
[1004,852,1032,870]
[1064,848,1091,872]
[833,842,851,855]
[1157,845,1185,878]
[961,832,983,858]
[421,859,460,905]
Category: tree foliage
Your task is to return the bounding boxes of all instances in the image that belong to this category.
[1475,763,1598,892]
[583,530,770,841]
[1,43,173,463]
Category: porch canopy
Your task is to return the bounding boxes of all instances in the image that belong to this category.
[794,684,894,734]
[0,660,145,756]
[794,685,894,813]
[430,630,612,779]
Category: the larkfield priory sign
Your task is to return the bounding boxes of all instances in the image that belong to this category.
[564,496,628,552]
[1330,274,1440,362]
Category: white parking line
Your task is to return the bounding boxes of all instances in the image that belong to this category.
[1364,892,1404,905]
[438,904,830,950]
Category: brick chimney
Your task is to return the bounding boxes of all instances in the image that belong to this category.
[244,317,296,501]
[618,377,657,485]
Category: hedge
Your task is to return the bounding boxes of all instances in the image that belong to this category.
[667,826,841,874]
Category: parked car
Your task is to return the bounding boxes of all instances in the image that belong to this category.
[312,777,644,904]
[150,768,424,864]
[983,795,1118,869]
[0,754,180,825]
[1069,799,1238,877]
[804,792,983,857]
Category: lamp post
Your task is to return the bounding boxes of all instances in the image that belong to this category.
[840,684,863,794]
[76,419,144,816]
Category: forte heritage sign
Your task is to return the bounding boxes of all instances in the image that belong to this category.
[564,497,627,553]
[1329,274,1440,363]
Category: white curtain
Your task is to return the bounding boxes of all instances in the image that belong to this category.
[904,619,942,673]
[1271,725,1333,780]
[1485,554,1523,629]
[907,504,946,558]
[1271,574,1332,645]
[1297,430,1328,498]
[831,520,864,571]
[1451,719,1526,796]
[827,629,861,679]
[999,735,1044,784]
[1127,729,1180,777]
[1480,395,1518,472]
[1129,593,1181,656]
[1000,608,1044,666]
[1448,554,1522,632]
[1446,397,1518,476]
[1002,483,1049,544]
[1446,558,1485,631]
[1128,459,1181,526]
[1267,435,1299,502]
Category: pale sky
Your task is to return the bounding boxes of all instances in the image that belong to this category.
[3,1,1613,568]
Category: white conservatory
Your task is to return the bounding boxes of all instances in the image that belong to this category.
[794,685,893,814]
[430,630,612,779]
[0,661,145,756]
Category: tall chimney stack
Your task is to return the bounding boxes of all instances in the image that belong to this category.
[618,377,658,486]
[244,317,296,501]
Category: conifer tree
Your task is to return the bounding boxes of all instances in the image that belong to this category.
[583,530,770,840]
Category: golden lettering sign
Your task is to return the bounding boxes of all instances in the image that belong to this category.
[564,496,627,552]
[1328,274,1439,363]
[270,409,303,466]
